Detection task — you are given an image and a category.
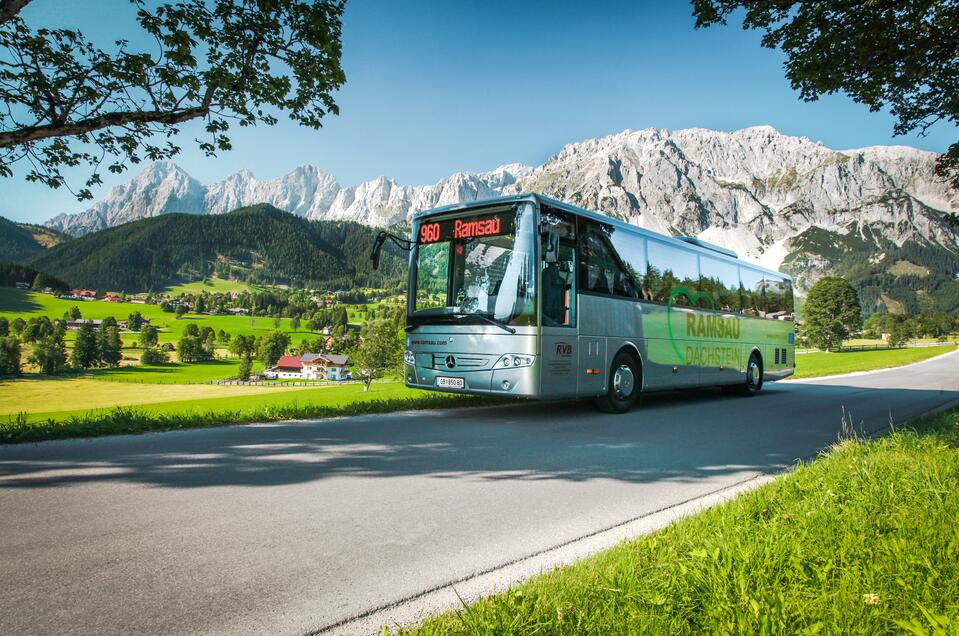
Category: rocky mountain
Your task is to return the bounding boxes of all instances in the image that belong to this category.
[42,126,959,312]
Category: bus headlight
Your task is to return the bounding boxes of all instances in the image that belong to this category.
[404,350,415,365]
[496,354,533,368]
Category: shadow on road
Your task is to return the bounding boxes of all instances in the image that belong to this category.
[1,383,957,490]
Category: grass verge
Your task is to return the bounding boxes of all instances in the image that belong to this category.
[793,344,956,379]
[407,407,959,635]
[1,391,502,444]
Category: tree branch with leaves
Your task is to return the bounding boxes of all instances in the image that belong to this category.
[0,0,345,199]
[692,0,959,222]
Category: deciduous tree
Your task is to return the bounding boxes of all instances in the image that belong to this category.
[28,334,67,374]
[128,311,144,331]
[351,320,401,391]
[0,0,346,199]
[139,324,159,349]
[693,1,959,209]
[257,330,289,366]
[803,276,863,350]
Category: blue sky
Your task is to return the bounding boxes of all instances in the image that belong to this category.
[3,0,956,224]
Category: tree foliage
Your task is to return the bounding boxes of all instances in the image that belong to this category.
[140,346,168,365]
[352,319,401,391]
[0,335,20,375]
[71,322,99,369]
[803,276,863,350]
[0,0,346,199]
[28,334,66,374]
[257,329,289,366]
[693,0,959,198]
[139,324,159,349]
[99,324,123,367]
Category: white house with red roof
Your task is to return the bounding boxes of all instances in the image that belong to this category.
[264,355,304,379]
[263,353,350,380]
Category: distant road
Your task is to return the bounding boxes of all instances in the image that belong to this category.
[2,351,958,635]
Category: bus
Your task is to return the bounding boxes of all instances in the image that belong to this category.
[371,193,795,413]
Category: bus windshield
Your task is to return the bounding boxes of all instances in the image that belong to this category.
[410,203,537,327]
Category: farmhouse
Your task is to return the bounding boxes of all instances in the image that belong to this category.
[301,353,350,381]
[263,353,350,381]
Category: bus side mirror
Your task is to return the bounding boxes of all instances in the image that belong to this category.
[370,230,413,270]
[544,228,560,264]
[370,231,388,270]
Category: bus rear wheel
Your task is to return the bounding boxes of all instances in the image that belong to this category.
[596,351,640,413]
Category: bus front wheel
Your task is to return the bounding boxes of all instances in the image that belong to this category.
[596,351,641,413]
[735,353,763,397]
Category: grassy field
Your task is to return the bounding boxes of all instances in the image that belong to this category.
[87,359,264,383]
[792,345,956,379]
[0,383,491,443]
[0,375,315,418]
[0,287,325,348]
[163,278,254,295]
[407,407,959,635]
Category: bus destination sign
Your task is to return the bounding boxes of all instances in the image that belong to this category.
[418,213,514,244]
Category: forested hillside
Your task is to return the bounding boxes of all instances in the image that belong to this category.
[0,216,70,262]
[781,225,959,314]
[28,204,408,291]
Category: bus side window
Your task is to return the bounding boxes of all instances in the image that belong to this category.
[740,267,764,316]
[578,223,637,299]
[647,240,699,305]
[700,255,741,313]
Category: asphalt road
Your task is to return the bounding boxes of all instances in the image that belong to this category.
[2,351,958,635]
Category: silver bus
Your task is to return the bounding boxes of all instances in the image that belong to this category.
[373,193,795,412]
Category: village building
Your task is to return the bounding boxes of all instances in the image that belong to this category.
[264,355,305,379]
[301,353,350,381]
[69,289,98,300]
[263,353,350,381]
[65,319,103,330]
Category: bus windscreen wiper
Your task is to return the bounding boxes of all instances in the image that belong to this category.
[458,312,516,334]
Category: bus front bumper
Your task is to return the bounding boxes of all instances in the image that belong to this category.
[405,363,538,398]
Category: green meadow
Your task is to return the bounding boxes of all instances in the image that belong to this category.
[791,345,956,379]
[1,377,418,423]
[0,287,322,348]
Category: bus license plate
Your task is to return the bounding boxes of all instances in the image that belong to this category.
[436,376,464,388]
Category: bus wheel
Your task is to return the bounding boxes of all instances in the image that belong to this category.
[596,351,640,413]
[738,353,763,397]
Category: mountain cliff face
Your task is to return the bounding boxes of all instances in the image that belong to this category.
[43,126,959,310]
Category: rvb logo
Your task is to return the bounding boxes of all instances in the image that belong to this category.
[555,342,573,357]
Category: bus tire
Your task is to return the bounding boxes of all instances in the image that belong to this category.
[596,351,641,413]
[738,352,763,397]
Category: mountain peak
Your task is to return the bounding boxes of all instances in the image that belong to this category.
[44,127,957,275]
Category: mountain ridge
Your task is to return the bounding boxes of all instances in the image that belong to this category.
[31,204,408,292]
[38,126,959,311]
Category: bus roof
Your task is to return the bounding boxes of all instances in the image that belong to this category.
[412,193,792,280]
